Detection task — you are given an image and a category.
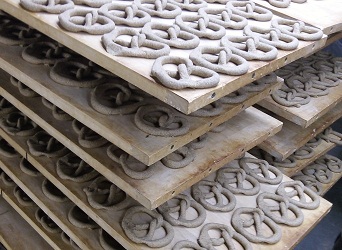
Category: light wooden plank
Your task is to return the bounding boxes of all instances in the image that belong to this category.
[0,46,281,166]
[255,0,342,35]
[277,141,336,177]
[258,82,342,128]
[258,102,342,160]
[0,162,102,250]
[0,196,53,250]
[0,104,282,209]
[0,0,327,114]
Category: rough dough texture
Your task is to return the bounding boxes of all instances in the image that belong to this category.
[10,76,39,97]
[190,101,223,117]
[135,0,182,18]
[14,185,36,207]
[161,146,195,169]
[61,232,81,250]
[20,157,42,177]
[73,0,112,8]
[0,23,42,46]
[220,89,248,104]
[42,178,69,202]
[271,84,311,108]
[0,137,20,158]
[315,154,342,173]
[0,111,39,137]
[172,240,205,250]
[35,208,62,234]
[20,0,74,14]
[293,146,314,160]
[0,171,16,187]
[226,1,273,21]
[302,163,333,184]
[292,174,323,195]
[168,0,207,11]
[99,228,125,250]
[318,127,342,145]
[0,97,16,116]
[264,153,297,168]
[67,205,99,229]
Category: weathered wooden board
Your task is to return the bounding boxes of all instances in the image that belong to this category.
[0,47,281,166]
[0,102,282,209]
[258,83,342,128]
[0,162,102,249]
[0,196,53,250]
[0,147,333,250]
[0,0,327,114]
[278,141,336,177]
[258,102,342,160]
[255,0,342,35]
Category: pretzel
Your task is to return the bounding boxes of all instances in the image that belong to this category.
[286,75,330,97]
[302,163,333,184]
[42,178,69,202]
[73,0,112,8]
[268,0,291,8]
[305,136,322,148]
[169,0,207,11]
[315,155,342,173]
[0,111,39,137]
[20,0,74,13]
[10,76,39,98]
[135,0,182,18]
[190,101,224,117]
[35,208,62,233]
[0,24,42,46]
[264,153,297,168]
[99,228,125,250]
[61,232,81,250]
[317,127,342,145]
[0,171,16,187]
[161,146,195,169]
[226,1,273,21]
[219,89,248,104]
[20,157,42,177]
[188,134,208,150]
[0,137,20,158]
[271,84,311,107]
[14,185,36,206]
[172,240,205,250]
[292,174,323,195]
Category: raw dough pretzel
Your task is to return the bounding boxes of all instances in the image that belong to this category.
[293,146,314,160]
[151,56,220,89]
[271,84,311,107]
[67,205,99,229]
[226,1,273,21]
[161,146,195,169]
[27,131,69,158]
[73,0,112,8]
[302,163,333,184]
[157,193,206,227]
[198,223,252,250]
[191,180,236,212]
[206,0,229,3]
[72,119,108,149]
[134,104,190,137]
[172,240,205,250]
[107,144,160,179]
[190,101,223,117]
[231,207,282,244]
[198,7,248,30]
[99,2,151,27]
[305,136,322,148]
[0,171,15,186]
[276,181,320,209]
[286,75,330,97]
[209,120,227,133]
[58,8,115,35]
[20,157,42,177]
[271,18,323,41]
[83,175,131,210]
[0,137,19,158]
[22,40,71,65]
[175,14,226,40]
[239,157,283,185]
[61,232,81,250]
[315,155,342,173]
[14,185,36,206]
[0,24,42,46]
[42,178,69,202]
[219,88,248,104]
[90,81,145,115]
[0,111,39,136]
[10,76,39,97]
[188,134,208,150]
[99,228,125,250]
[169,0,207,11]
[56,152,99,182]
[41,97,73,121]
[35,208,62,234]
[20,0,74,14]
[264,153,297,168]
[301,68,340,88]
[257,192,304,226]
[244,25,299,50]
[142,23,200,50]
[317,127,342,145]
[221,35,278,61]
[0,97,16,115]
[102,28,170,58]
[292,174,323,195]
[50,60,107,88]
[134,0,182,18]
[216,167,260,195]
[121,205,174,248]
[268,0,291,8]
[189,46,249,76]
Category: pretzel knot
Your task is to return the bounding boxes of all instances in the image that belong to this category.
[0,97,16,116]
[315,155,342,173]
[20,0,74,14]
[35,208,62,234]
[191,180,236,212]
[161,146,195,169]
[135,0,181,18]
[0,111,39,136]
[276,181,320,209]
[198,223,252,250]
[231,207,282,244]
[157,194,206,227]
[0,24,42,46]
[293,146,314,160]
[122,206,174,247]
[14,186,35,207]
[302,163,333,184]
[293,175,323,195]
[227,0,273,21]
[271,85,311,108]
[257,192,304,226]
[317,127,342,145]
[168,0,207,11]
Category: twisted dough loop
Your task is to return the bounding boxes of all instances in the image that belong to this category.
[20,0,74,14]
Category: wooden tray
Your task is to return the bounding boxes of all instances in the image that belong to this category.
[255,0,342,35]
[0,196,53,250]
[0,46,282,166]
[0,0,327,114]
[0,102,282,209]
[258,102,342,160]
[258,83,342,128]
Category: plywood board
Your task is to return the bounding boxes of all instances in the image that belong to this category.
[0,147,333,250]
[0,162,102,250]
[258,83,342,128]
[0,0,327,114]
[0,196,53,250]
[0,46,281,166]
[255,0,342,35]
[0,104,282,209]
[258,102,342,160]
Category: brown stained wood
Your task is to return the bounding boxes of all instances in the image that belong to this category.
[0,47,281,166]
[255,0,342,35]
[321,171,342,196]
[0,196,53,250]
[258,83,342,128]
[258,102,342,160]
[279,141,336,177]
[0,0,327,114]
[0,161,102,250]
[0,105,282,209]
